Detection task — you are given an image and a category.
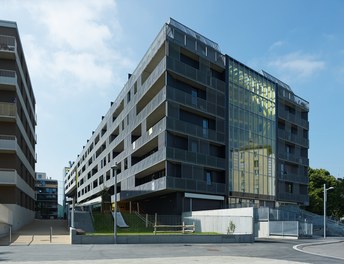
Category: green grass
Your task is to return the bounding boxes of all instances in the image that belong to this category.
[92,211,154,234]
[93,212,114,233]
[91,212,219,236]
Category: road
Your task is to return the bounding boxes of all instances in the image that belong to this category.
[0,238,344,264]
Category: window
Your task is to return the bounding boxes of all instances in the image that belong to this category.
[205,171,212,185]
[127,91,131,103]
[191,89,197,105]
[134,82,137,94]
[285,182,293,193]
[203,119,208,138]
[191,140,198,152]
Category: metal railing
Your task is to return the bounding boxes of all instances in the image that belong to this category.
[278,88,309,110]
[0,102,16,117]
[0,35,16,52]
[269,221,313,237]
[166,56,226,93]
[278,108,309,129]
[278,129,309,147]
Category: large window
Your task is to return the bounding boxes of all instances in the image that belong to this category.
[228,58,276,198]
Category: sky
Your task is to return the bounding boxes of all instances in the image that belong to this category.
[1,0,344,199]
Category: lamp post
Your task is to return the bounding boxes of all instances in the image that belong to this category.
[323,183,334,239]
[112,162,118,244]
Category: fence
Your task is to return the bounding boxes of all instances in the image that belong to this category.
[269,221,313,237]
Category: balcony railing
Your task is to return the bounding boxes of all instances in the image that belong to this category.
[166,117,225,143]
[279,172,309,184]
[166,56,226,93]
[278,129,309,148]
[0,102,16,118]
[278,108,309,129]
[0,134,16,151]
[0,35,16,52]
[0,69,17,87]
[278,88,309,110]
[132,117,166,151]
[166,147,226,169]
[278,152,309,166]
[0,169,16,185]
[167,86,224,117]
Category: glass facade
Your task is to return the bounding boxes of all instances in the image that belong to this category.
[228,57,276,201]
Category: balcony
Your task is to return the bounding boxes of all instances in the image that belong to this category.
[0,102,16,121]
[166,176,226,195]
[278,88,309,110]
[277,192,309,204]
[120,176,167,201]
[0,169,16,185]
[278,151,309,166]
[278,108,309,129]
[278,129,309,148]
[0,135,16,152]
[166,117,224,143]
[166,56,226,92]
[279,172,308,184]
[0,35,16,60]
[0,69,17,90]
[166,147,226,169]
[132,117,166,152]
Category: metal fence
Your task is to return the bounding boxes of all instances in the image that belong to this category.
[269,221,313,237]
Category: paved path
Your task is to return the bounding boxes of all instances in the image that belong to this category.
[0,219,70,246]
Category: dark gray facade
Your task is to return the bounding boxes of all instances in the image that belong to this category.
[65,19,309,213]
[35,172,58,219]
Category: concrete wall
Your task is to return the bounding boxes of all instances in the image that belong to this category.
[0,203,34,236]
[182,208,254,235]
[71,229,254,244]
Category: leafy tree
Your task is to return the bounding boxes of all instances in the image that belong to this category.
[307,168,344,219]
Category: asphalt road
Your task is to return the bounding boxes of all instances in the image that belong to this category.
[0,238,343,264]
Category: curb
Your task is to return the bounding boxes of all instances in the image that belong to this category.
[293,239,344,261]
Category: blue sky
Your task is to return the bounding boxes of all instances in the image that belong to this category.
[1,0,343,193]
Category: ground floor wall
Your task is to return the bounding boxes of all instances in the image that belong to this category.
[0,203,34,236]
[182,208,254,235]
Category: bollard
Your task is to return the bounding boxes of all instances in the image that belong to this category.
[145,214,148,228]
[50,227,52,243]
[9,226,12,243]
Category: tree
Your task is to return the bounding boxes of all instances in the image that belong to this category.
[307,168,344,219]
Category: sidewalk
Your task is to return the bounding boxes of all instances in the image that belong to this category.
[294,238,344,260]
[0,219,70,246]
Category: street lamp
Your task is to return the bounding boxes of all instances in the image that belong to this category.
[323,183,334,239]
[111,162,118,244]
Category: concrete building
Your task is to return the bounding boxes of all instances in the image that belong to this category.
[0,20,37,233]
[35,172,58,219]
[65,19,309,215]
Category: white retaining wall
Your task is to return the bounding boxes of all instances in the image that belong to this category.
[182,208,254,235]
[0,204,34,236]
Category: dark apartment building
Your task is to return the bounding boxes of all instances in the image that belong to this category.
[0,20,37,232]
[35,172,58,219]
[65,19,309,215]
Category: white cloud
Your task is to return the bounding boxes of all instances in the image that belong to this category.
[15,0,134,97]
[26,0,119,52]
[268,52,325,79]
[268,40,285,51]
